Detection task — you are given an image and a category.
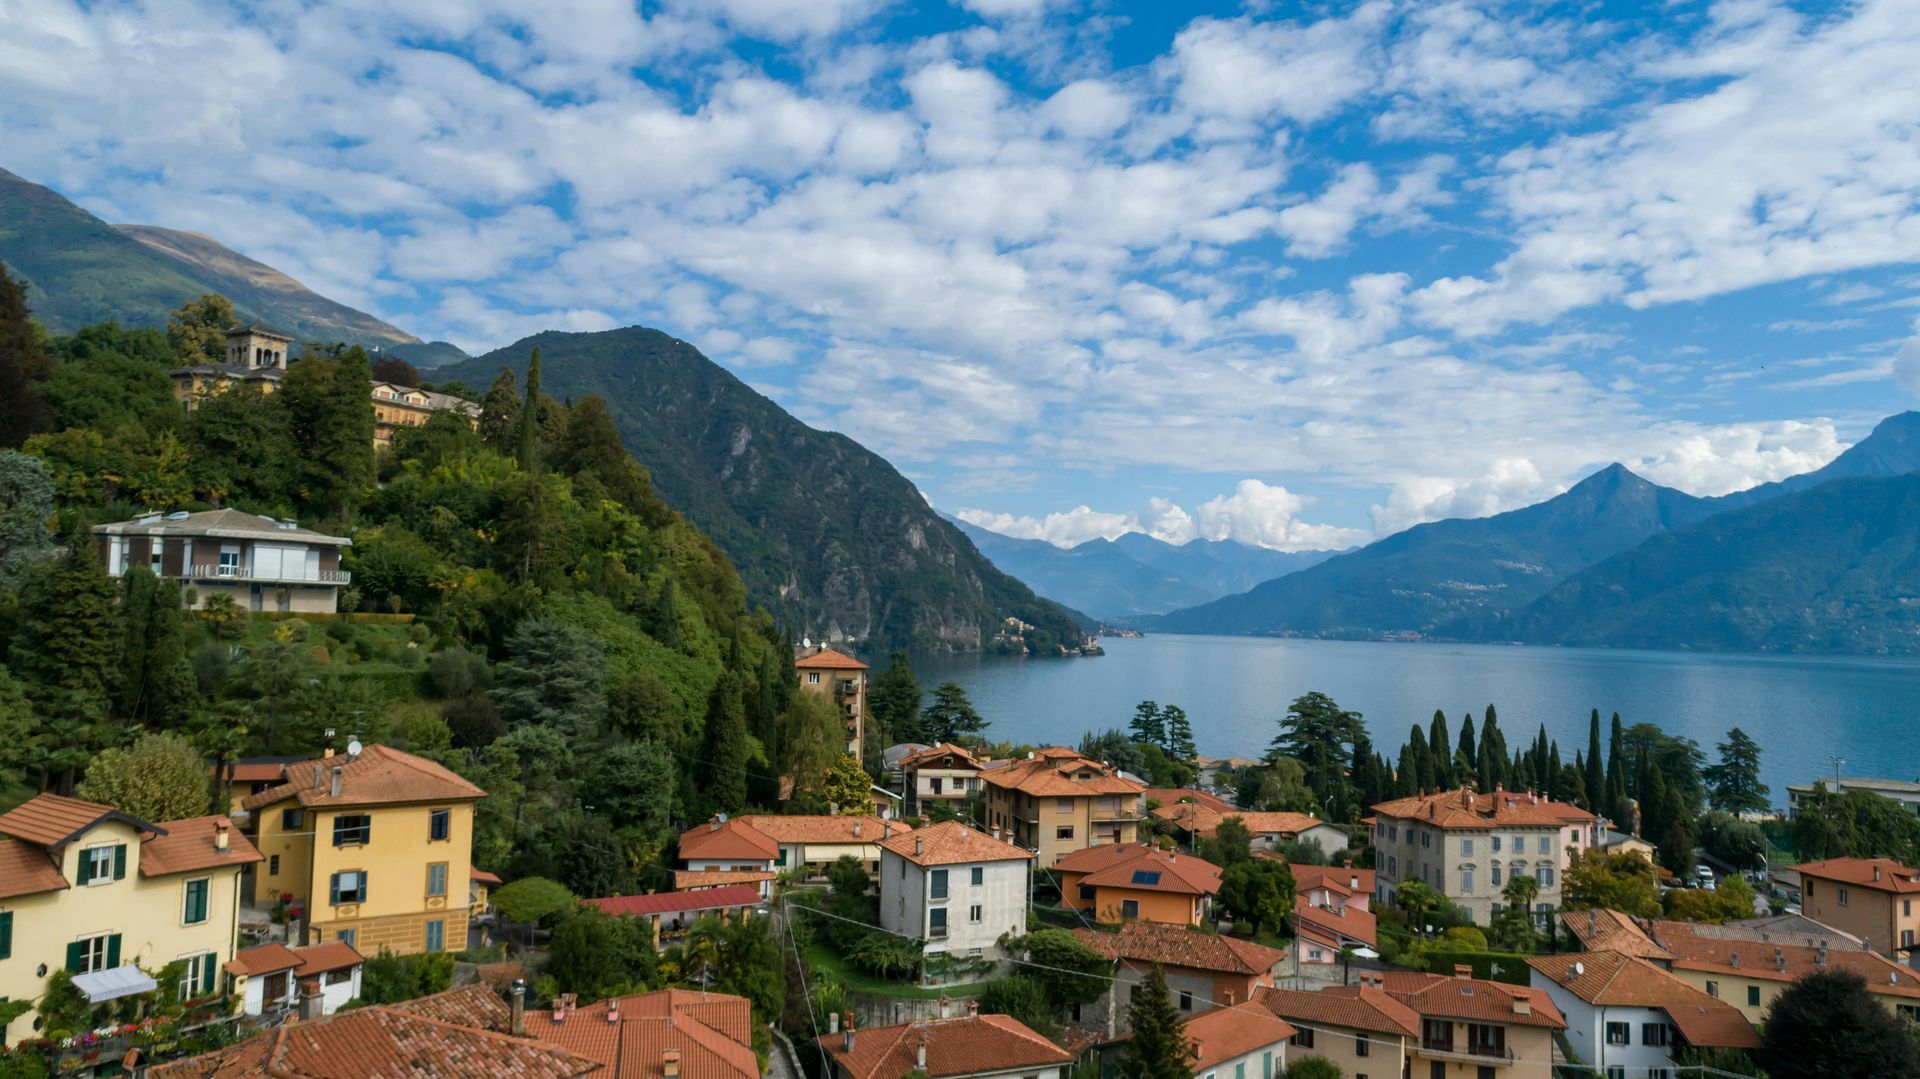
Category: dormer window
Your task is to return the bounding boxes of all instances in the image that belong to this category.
[78,843,125,886]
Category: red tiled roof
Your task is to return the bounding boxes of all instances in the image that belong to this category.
[898,743,985,770]
[678,817,779,862]
[524,989,758,1079]
[1143,789,1234,814]
[1526,952,1758,1048]
[1075,922,1289,977]
[1148,803,1330,841]
[795,648,869,670]
[1792,857,1920,893]
[1186,1000,1295,1071]
[673,870,776,891]
[472,868,503,886]
[241,745,486,811]
[1558,908,1674,960]
[226,941,365,979]
[879,821,1032,867]
[1645,920,1920,998]
[584,885,764,918]
[0,837,69,899]
[737,814,910,845]
[1377,971,1565,1029]
[227,762,298,783]
[0,792,152,847]
[818,1014,1070,1079]
[1287,862,1376,897]
[980,751,1145,798]
[1255,985,1420,1037]
[1054,844,1221,897]
[1293,897,1377,949]
[393,984,512,1033]
[141,815,262,876]
[1371,787,1594,830]
[149,1004,601,1078]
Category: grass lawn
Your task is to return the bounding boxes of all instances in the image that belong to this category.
[802,943,997,999]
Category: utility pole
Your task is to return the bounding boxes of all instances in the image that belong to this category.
[1829,755,1846,791]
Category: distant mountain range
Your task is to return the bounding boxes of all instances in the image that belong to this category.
[444,329,1089,653]
[950,517,1339,621]
[1146,412,1920,654]
[0,167,465,367]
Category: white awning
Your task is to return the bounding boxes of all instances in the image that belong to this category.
[72,965,158,1003]
[1350,947,1381,959]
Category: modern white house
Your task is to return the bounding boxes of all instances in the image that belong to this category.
[1528,951,1760,1078]
[93,509,353,614]
[878,822,1031,972]
[225,940,364,1018]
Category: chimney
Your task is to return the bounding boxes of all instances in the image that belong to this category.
[1454,964,1472,980]
[916,1034,928,1071]
[662,1050,681,1079]
[1775,947,1786,971]
[830,1012,841,1034]
[1875,865,1883,882]
[938,995,951,1019]
[884,823,893,840]
[710,817,721,832]
[554,992,577,1023]
[1730,953,1739,969]
[329,767,343,798]
[214,820,230,852]
[915,837,924,856]
[1512,996,1532,1017]
[854,820,863,838]
[313,766,325,790]
[510,980,527,1036]
[606,1002,620,1023]
[1818,941,1828,966]
[298,978,324,1021]
[967,1000,979,1018]
[843,1012,857,1053]
[323,745,335,759]
[1224,990,1236,1005]
[122,1049,148,1079]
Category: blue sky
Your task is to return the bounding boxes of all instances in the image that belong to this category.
[4,0,1920,548]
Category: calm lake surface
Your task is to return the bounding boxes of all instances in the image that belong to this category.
[918,635,1920,805]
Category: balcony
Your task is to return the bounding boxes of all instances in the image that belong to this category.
[185,563,351,585]
[1419,1042,1513,1065]
[1090,802,1143,821]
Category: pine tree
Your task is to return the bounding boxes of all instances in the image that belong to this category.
[1129,700,1164,748]
[477,365,522,450]
[280,346,374,521]
[1161,705,1195,760]
[0,450,54,589]
[517,347,543,471]
[1704,727,1770,815]
[1585,710,1605,810]
[869,652,923,744]
[1429,710,1452,789]
[700,670,750,815]
[1117,968,1192,1079]
[8,532,120,700]
[924,682,985,743]
[0,262,51,448]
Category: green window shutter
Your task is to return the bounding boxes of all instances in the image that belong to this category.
[65,941,84,972]
[76,853,92,886]
[328,873,340,905]
[112,844,127,881]
[0,911,11,959]
[205,952,218,996]
[106,934,121,968]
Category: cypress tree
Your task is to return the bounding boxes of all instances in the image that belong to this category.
[700,669,750,815]
[1394,742,1419,797]
[1606,713,1627,805]
[1478,706,1505,793]
[1429,710,1452,789]
[1457,711,1478,778]
[1585,710,1605,810]
[0,261,50,448]
[1118,968,1192,1079]
[477,365,522,450]
[1408,725,1432,793]
[517,347,542,471]
[8,531,120,700]
[114,568,195,728]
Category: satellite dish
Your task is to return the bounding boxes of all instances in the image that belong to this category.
[347,738,364,757]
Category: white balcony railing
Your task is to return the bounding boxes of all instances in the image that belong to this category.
[185,563,351,585]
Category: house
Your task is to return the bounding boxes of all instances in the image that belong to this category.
[737,814,911,880]
[225,940,363,1017]
[370,380,480,449]
[1183,999,1294,1079]
[0,794,261,1046]
[1288,862,1377,964]
[524,987,762,1078]
[1074,922,1291,1032]
[1149,801,1347,861]
[673,868,777,893]
[169,322,295,407]
[1143,787,1235,816]
[584,885,765,949]
[1791,856,1920,961]
[878,821,1032,967]
[1253,983,1418,1078]
[678,815,779,891]
[237,743,486,955]
[1378,969,1567,1077]
[1788,776,1920,819]
[1528,951,1761,1078]
[981,747,1146,868]
[796,647,870,763]
[471,867,501,918]
[1053,843,1220,926]
[1642,916,1920,1023]
[94,509,352,614]
[1370,785,1600,925]
[900,743,989,816]
[818,1005,1072,1079]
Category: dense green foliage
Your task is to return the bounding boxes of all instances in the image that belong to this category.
[1761,970,1918,1079]
[1117,968,1192,1079]
[358,950,456,1005]
[977,976,1057,1037]
[1793,782,1920,865]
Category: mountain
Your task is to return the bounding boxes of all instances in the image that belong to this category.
[445,328,1089,653]
[1505,472,1920,653]
[1149,464,1713,638]
[951,517,1336,621]
[1709,411,1920,510]
[0,167,465,366]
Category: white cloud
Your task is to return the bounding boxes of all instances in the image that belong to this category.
[1633,420,1845,496]
[1894,320,1920,398]
[959,480,1363,551]
[1369,458,1551,535]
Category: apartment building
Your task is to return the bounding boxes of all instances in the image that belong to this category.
[1792,856,1920,960]
[982,747,1146,868]
[238,744,486,955]
[94,509,352,615]
[796,648,870,763]
[0,794,261,1046]
[1371,786,1599,924]
[1054,843,1220,927]
[370,381,480,449]
[1528,951,1761,1078]
[898,743,988,816]
[878,822,1031,966]
[1254,983,1416,1079]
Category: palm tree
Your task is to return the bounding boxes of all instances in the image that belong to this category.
[1503,873,1541,917]
[200,593,243,639]
[1397,879,1440,939]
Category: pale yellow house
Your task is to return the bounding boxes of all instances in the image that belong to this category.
[0,794,261,1046]
[795,648,869,764]
[169,323,293,407]
[238,745,484,956]
[981,747,1145,868]
[370,381,481,450]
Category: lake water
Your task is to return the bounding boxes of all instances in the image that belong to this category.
[917,635,1920,804]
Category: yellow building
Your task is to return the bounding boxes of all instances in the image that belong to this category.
[239,745,485,956]
[169,322,294,408]
[0,794,262,1046]
[370,381,481,450]
[981,747,1145,868]
[795,648,869,763]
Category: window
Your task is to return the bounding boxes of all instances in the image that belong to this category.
[182,878,210,925]
[1706,980,1719,997]
[1235,1065,1244,1079]
[180,952,217,999]
[1421,831,1430,848]
[282,808,304,831]
[971,867,983,887]
[1606,1069,1625,1079]
[1905,930,1915,948]
[1131,870,1163,886]
[1178,990,1193,1010]
[931,869,949,899]
[1477,1069,1496,1079]
[427,862,448,897]
[1535,866,1554,887]
[1422,1019,1452,1051]
[338,929,356,948]
[429,809,451,841]
[78,844,124,886]
[1641,1023,1668,1046]
[1605,1021,1630,1046]
[0,911,10,959]
[970,905,983,923]
[425,919,445,953]
[807,672,821,684]
[1468,1024,1506,1058]
[1748,985,1761,1007]
[1262,1052,1273,1079]
[929,908,948,938]
[1079,884,1096,902]
[1492,836,1502,852]
[1491,866,1502,886]
[1907,899,1913,917]
[1290,1029,1313,1049]
[1461,838,1474,856]
[150,545,164,572]
[218,549,240,576]
[269,854,281,875]
[1839,887,1850,907]
[68,934,117,973]
[1355,1034,1369,1057]
[929,778,943,795]
[1538,836,1551,854]
[1056,826,1075,841]
[333,815,371,847]
[1122,899,1140,920]
[1460,868,1474,894]
[330,870,367,905]
[1388,856,1397,875]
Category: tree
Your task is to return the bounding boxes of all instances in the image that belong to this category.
[490,877,577,925]
[477,365,521,451]
[1698,812,1768,870]
[818,755,873,815]
[1268,693,1362,817]
[516,347,542,470]
[280,347,374,521]
[1761,970,1918,1079]
[491,618,607,744]
[0,450,53,589]
[1794,783,1920,865]
[545,906,660,1002]
[1584,710,1605,811]
[1117,968,1191,1079]
[1665,874,1756,924]
[700,670,751,815]
[1161,705,1195,761]
[1562,849,1662,918]
[978,976,1056,1037]
[0,262,51,447]
[360,950,456,1004]
[1428,710,1452,789]
[74,733,208,821]
[165,294,235,363]
[113,567,195,728]
[1283,1058,1343,1079]
[922,682,985,743]
[1395,878,1442,937]
[1008,929,1110,1009]
[8,530,119,698]
[369,355,423,387]
[1129,700,1164,749]
[826,854,869,898]
[1502,872,1540,917]
[777,690,843,803]
[1200,816,1254,868]
[1219,859,1294,937]
[1704,727,1769,815]
[869,652,923,744]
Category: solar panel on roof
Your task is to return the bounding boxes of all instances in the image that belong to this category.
[1131,870,1162,885]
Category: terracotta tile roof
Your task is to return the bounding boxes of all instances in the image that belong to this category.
[224,760,303,783]
[1293,896,1377,948]
[981,750,1147,798]
[1559,908,1674,960]
[225,941,367,979]
[1526,952,1758,1048]
[1371,787,1594,830]
[472,868,504,886]
[1143,788,1234,814]
[1792,857,1920,893]
[1644,920,1920,998]
[1185,999,1295,1070]
[584,885,765,918]
[241,745,485,811]
[879,821,1032,867]
[1255,985,1420,1037]
[1221,811,1331,837]
[1286,862,1375,897]
[392,984,512,1033]
[795,648,869,670]
[524,990,758,1078]
[292,941,365,976]
[736,814,910,845]
[898,743,984,770]
[818,1013,1070,1079]
[149,1004,601,1077]
[1377,971,1565,1029]
[1054,843,1221,896]
[677,817,779,862]
[141,815,263,876]
[1148,802,1331,841]
[1074,922,1289,977]
[0,792,153,847]
[672,869,776,891]
[0,837,69,899]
